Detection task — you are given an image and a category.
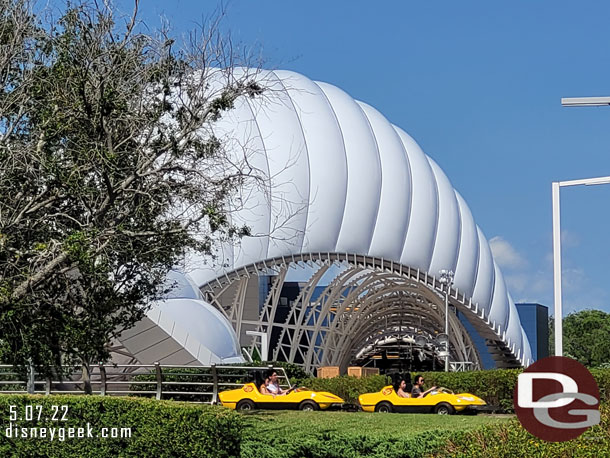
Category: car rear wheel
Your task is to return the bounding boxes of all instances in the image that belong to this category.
[236,399,256,412]
[299,400,320,411]
[434,403,455,415]
[374,402,394,413]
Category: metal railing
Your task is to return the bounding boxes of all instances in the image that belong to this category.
[0,364,291,404]
[449,361,478,372]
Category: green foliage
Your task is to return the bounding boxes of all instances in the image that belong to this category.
[265,361,309,381]
[240,410,507,458]
[416,370,520,413]
[0,366,25,392]
[433,403,610,457]
[293,375,391,404]
[0,394,242,457]
[550,310,610,367]
[131,367,218,402]
[298,369,610,412]
[130,362,309,402]
[590,368,610,403]
[0,0,262,378]
[563,309,610,367]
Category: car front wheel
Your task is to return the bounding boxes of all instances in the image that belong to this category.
[434,403,455,415]
[374,402,394,413]
[299,400,320,411]
[236,399,256,412]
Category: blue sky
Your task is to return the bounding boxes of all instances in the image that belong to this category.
[142,0,610,316]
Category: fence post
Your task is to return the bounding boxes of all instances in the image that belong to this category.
[211,363,218,405]
[27,361,35,394]
[155,362,162,400]
[99,363,106,396]
[45,377,51,396]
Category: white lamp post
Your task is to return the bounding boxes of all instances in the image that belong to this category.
[552,176,610,356]
[438,269,454,371]
[246,330,269,362]
[561,96,610,107]
[555,94,610,356]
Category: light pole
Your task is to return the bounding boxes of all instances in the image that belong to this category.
[552,176,610,356]
[246,330,269,362]
[439,269,454,371]
[554,95,610,356]
[561,96,610,107]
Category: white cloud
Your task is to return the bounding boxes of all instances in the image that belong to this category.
[562,267,585,292]
[504,273,528,293]
[489,236,527,270]
[561,230,580,248]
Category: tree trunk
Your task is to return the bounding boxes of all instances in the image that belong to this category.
[81,360,92,395]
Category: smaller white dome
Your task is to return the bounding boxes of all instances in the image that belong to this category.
[155,298,242,363]
[118,271,243,365]
[162,270,204,301]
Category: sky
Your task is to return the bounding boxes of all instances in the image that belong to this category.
[139,0,610,317]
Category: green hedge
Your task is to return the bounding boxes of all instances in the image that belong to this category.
[294,375,390,404]
[298,368,610,411]
[0,395,241,457]
[421,368,610,412]
[239,410,503,458]
[241,428,452,458]
[433,403,610,457]
[414,369,520,412]
[130,362,307,402]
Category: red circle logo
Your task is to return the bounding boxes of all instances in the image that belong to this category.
[382,388,392,396]
[514,356,600,442]
[243,385,253,393]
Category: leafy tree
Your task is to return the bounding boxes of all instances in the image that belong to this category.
[549,310,610,367]
[564,309,610,367]
[0,0,264,387]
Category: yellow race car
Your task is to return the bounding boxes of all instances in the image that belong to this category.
[358,386,488,415]
[219,382,346,412]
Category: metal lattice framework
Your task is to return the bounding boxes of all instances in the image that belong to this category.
[201,253,521,373]
[121,68,536,370]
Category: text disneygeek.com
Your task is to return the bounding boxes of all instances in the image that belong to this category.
[4,405,131,441]
[5,423,132,441]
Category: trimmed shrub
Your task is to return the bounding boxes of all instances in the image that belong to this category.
[421,368,610,412]
[293,375,390,404]
[130,366,249,402]
[415,369,520,412]
[298,369,610,412]
[434,403,610,457]
[240,413,454,458]
[130,362,306,402]
[241,429,453,458]
[590,368,610,403]
[0,394,241,457]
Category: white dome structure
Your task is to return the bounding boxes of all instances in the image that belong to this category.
[118,271,243,365]
[121,69,532,370]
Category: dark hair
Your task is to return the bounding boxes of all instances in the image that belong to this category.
[252,370,267,388]
[393,379,402,392]
[392,373,412,392]
[266,369,277,379]
[414,374,424,384]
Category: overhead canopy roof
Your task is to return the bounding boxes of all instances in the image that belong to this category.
[182,69,532,367]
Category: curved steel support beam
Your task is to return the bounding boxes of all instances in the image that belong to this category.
[200,253,521,370]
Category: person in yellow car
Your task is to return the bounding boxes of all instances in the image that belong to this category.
[264,369,290,396]
[259,374,271,395]
[395,378,411,398]
[410,375,437,398]
[219,370,346,411]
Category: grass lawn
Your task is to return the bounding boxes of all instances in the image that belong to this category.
[240,411,511,457]
[242,410,510,438]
